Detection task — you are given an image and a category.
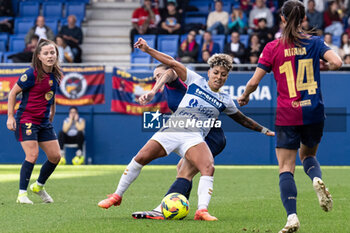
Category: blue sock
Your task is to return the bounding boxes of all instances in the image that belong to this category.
[19,160,34,190]
[37,160,57,185]
[303,156,322,181]
[184,180,193,200]
[279,172,297,216]
[165,178,192,198]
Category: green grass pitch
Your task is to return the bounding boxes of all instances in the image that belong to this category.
[0,165,349,233]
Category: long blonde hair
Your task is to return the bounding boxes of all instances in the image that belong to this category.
[32,39,63,83]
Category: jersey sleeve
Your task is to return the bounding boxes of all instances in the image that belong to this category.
[17,69,35,91]
[223,97,238,115]
[318,37,331,60]
[257,42,273,73]
[184,68,203,85]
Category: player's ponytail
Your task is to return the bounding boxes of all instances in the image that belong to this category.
[32,39,63,83]
[281,0,311,47]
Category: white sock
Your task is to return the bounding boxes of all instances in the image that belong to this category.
[115,158,143,196]
[197,176,214,210]
[60,150,65,157]
[36,181,44,187]
[153,204,162,213]
[19,190,27,195]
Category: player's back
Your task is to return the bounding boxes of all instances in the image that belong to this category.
[258,36,330,126]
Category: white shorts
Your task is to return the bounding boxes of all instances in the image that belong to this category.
[150,131,204,158]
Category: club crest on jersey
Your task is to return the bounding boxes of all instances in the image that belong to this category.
[26,129,32,136]
[60,72,87,99]
[49,80,53,86]
[45,91,54,101]
[20,74,28,82]
[187,98,198,108]
[0,81,11,101]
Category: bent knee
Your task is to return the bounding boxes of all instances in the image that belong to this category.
[199,163,215,176]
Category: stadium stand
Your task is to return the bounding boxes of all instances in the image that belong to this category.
[130,53,152,71]
[0,39,6,52]
[42,2,63,20]
[9,34,26,52]
[211,35,226,53]
[227,34,250,48]
[45,18,59,35]
[14,18,35,35]
[157,35,179,58]
[18,1,40,18]
[65,2,86,21]
[133,35,156,55]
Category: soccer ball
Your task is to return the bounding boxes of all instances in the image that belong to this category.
[72,156,84,165]
[161,193,189,220]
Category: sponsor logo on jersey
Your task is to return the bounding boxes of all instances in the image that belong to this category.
[188,84,226,112]
[45,91,54,101]
[60,72,87,99]
[20,74,27,82]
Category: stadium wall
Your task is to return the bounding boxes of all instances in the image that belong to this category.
[0,71,349,165]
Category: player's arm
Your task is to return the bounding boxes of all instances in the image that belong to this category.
[134,38,187,81]
[49,96,56,123]
[139,69,177,105]
[7,84,22,131]
[237,67,266,106]
[228,110,274,136]
[323,50,342,71]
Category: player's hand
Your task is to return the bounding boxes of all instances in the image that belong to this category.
[138,90,156,105]
[6,116,16,131]
[237,94,250,106]
[265,131,275,137]
[74,114,79,121]
[134,38,150,52]
[49,115,54,123]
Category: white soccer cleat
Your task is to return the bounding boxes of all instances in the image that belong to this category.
[279,214,300,233]
[30,183,54,203]
[313,177,333,212]
[16,192,33,204]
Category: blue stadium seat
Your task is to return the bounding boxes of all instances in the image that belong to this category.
[157,35,179,58]
[180,34,203,47]
[212,35,226,53]
[45,18,59,35]
[43,2,63,19]
[60,18,82,27]
[184,16,207,25]
[3,52,17,63]
[0,39,7,52]
[46,0,66,2]
[133,35,156,54]
[188,2,210,14]
[67,0,90,3]
[0,52,3,62]
[65,2,86,20]
[9,35,26,52]
[0,33,9,45]
[226,34,249,47]
[130,53,152,70]
[14,18,35,35]
[19,2,40,18]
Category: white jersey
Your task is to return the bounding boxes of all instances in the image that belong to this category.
[162,68,238,137]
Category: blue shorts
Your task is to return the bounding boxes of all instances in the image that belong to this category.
[205,127,226,157]
[15,122,57,142]
[275,121,324,149]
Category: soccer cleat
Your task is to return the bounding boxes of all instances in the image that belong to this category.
[98,193,122,209]
[313,177,333,212]
[16,192,33,204]
[132,210,165,220]
[194,209,218,221]
[278,214,300,233]
[30,183,54,203]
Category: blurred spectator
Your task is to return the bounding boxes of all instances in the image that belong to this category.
[9,35,39,63]
[342,54,350,67]
[59,15,83,63]
[324,1,344,36]
[240,0,252,11]
[196,50,211,71]
[56,35,74,63]
[338,32,350,59]
[306,0,323,30]
[253,18,273,47]
[130,0,160,49]
[59,106,85,165]
[303,0,325,13]
[246,33,262,59]
[178,30,199,63]
[206,0,229,35]
[155,0,188,15]
[25,16,54,45]
[324,33,339,55]
[201,31,220,56]
[228,6,248,35]
[249,0,274,29]
[0,0,13,33]
[247,51,259,70]
[274,21,284,39]
[158,1,181,34]
[224,31,246,64]
[301,19,311,31]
